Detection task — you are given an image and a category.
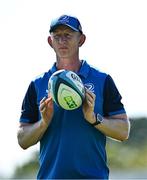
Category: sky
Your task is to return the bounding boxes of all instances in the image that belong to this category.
[0,0,147,177]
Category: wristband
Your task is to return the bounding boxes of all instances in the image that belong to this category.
[92,113,103,126]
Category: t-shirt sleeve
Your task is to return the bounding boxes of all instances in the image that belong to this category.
[20,81,39,123]
[103,75,126,116]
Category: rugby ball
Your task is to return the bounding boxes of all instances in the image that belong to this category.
[48,69,85,110]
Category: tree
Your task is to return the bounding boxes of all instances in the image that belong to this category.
[12,151,39,179]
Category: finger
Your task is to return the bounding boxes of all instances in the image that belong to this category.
[40,102,46,112]
[40,96,48,104]
[40,94,53,105]
[86,100,93,107]
[40,96,53,112]
[85,93,95,109]
[85,89,95,98]
[86,92,95,103]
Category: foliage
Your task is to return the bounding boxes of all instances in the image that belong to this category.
[12,152,39,179]
[126,117,147,147]
[107,117,147,170]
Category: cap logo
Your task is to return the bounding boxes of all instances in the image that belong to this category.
[59,15,70,23]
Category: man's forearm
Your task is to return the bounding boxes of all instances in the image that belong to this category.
[95,115,130,141]
[17,120,48,149]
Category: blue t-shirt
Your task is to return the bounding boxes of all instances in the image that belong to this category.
[20,60,126,179]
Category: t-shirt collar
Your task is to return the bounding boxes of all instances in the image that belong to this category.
[49,60,90,79]
[77,60,90,78]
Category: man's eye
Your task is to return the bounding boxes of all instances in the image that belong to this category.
[65,34,72,38]
[52,34,73,40]
[53,35,60,40]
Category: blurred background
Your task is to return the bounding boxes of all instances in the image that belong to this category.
[0,0,147,179]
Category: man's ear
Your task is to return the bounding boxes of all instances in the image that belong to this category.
[48,36,53,48]
[79,34,86,47]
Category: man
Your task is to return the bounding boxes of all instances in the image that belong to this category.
[17,14,130,179]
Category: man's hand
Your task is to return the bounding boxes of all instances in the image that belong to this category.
[82,89,96,124]
[82,89,130,141]
[39,94,54,127]
[17,94,54,150]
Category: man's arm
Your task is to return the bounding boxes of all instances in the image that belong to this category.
[82,90,130,141]
[17,120,48,149]
[17,96,54,149]
[93,113,130,141]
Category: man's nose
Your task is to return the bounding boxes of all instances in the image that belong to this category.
[58,36,67,44]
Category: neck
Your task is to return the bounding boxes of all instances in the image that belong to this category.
[56,57,82,72]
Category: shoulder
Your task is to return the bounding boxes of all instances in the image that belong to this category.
[32,71,50,82]
[91,65,107,77]
[87,63,108,82]
[103,74,118,90]
[31,71,51,87]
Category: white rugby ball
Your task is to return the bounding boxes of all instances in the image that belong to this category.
[48,69,85,110]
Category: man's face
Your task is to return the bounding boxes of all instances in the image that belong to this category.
[50,25,82,59]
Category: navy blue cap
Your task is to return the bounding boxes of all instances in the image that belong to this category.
[49,15,83,34]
